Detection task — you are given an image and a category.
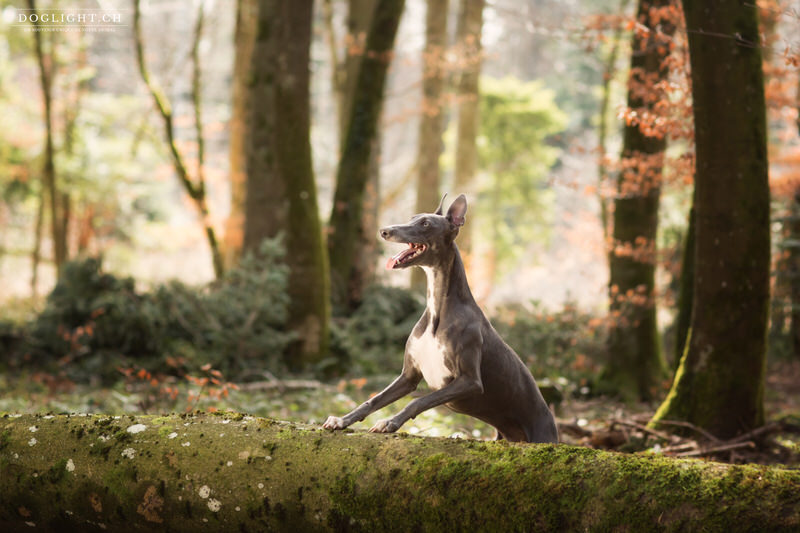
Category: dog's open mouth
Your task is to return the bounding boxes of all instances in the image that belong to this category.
[385,242,427,269]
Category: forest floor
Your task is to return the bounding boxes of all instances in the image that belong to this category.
[2,359,799,468]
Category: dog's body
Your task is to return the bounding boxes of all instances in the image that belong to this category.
[323,195,558,443]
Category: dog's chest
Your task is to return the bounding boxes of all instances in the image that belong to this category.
[408,327,452,390]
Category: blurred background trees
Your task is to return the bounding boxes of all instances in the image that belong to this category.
[0,0,799,442]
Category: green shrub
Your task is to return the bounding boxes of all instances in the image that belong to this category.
[146,239,294,377]
[27,258,156,364]
[20,239,293,382]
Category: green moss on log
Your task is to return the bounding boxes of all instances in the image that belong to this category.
[1,413,800,531]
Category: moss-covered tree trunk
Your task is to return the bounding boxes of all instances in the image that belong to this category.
[673,202,695,370]
[342,0,381,310]
[600,0,676,401]
[3,413,800,532]
[223,0,257,270]
[411,0,449,292]
[651,0,770,439]
[244,0,330,366]
[328,0,405,311]
[452,0,485,262]
[792,78,800,360]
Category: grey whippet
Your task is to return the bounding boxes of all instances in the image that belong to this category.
[323,194,559,443]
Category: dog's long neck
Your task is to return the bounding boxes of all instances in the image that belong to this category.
[421,243,475,330]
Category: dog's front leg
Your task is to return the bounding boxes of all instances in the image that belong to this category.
[323,370,420,430]
[369,370,483,434]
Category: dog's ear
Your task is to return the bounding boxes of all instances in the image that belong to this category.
[446,194,467,227]
[434,193,447,216]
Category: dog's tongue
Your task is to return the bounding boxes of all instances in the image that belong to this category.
[385,245,414,270]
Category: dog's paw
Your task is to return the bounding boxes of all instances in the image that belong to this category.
[369,418,400,433]
[322,416,347,430]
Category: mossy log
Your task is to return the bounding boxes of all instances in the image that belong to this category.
[2,413,800,532]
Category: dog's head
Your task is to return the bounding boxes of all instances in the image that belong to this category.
[380,194,467,270]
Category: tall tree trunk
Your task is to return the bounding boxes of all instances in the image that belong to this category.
[328,0,405,311]
[245,0,330,367]
[224,0,257,270]
[28,0,66,278]
[30,191,45,296]
[673,202,695,370]
[4,414,800,532]
[452,0,484,264]
[242,0,283,254]
[343,0,382,309]
[59,33,89,261]
[599,0,676,401]
[790,72,800,359]
[339,0,378,143]
[651,0,770,439]
[132,0,224,279]
[411,0,449,292]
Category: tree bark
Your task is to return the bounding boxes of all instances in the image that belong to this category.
[243,0,283,251]
[600,0,676,401]
[411,0,449,292]
[224,0,257,270]
[791,74,800,359]
[342,0,382,310]
[340,0,379,144]
[28,0,67,278]
[29,190,45,296]
[244,0,330,367]
[651,0,770,439]
[452,0,485,263]
[328,0,405,311]
[673,202,695,370]
[3,413,800,532]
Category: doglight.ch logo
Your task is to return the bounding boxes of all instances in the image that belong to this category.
[13,7,125,32]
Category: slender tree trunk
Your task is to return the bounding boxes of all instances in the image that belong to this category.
[279,0,331,366]
[30,191,44,296]
[411,0,449,292]
[59,34,89,262]
[328,0,405,311]
[4,414,800,532]
[341,0,381,309]
[673,202,695,370]
[245,0,330,367]
[28,0,66,278]
[60,192,71,259]
[132,0,224,279]
[340,0,378,143]
[224,0,257,270]
[791,74,800,359]
[651,0,770,439]
[452,0,484,264]
[242,0,283,253]
[599,0,676,401]
[352,148,381,305]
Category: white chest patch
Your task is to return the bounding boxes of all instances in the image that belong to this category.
[408,326,451,390]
